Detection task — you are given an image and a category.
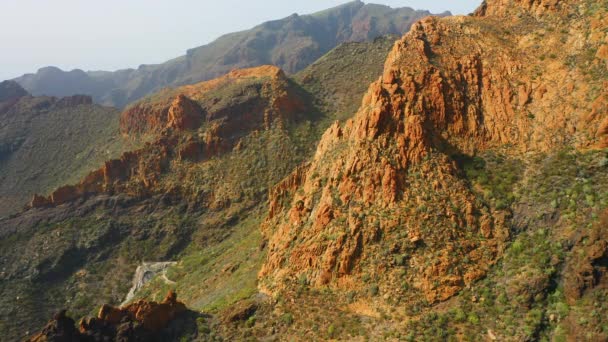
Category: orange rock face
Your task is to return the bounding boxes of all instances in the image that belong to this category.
[28,291,187,341]
[260,0,605,303]
[30,65,307,209]
[119,65,300,136]
[96,290,186,332]
[475,0,565,16]
[167,94,203,131]
[119,93,203,134]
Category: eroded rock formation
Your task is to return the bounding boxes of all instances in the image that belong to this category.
[27,291,187,341]
[260,0,607,303]
[30,66,307,209]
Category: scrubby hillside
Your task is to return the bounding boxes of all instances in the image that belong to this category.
[13,1,445,108]
[254,0,608,340]
[0,34,396,340]
[11,0,608,340]
[294,35,398,123]
[0,82,136,217]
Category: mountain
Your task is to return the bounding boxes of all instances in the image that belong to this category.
[13,1,448,108]
[0,34,398,340]
[0,80,28,103]
[0,82,138,217]
[256,0,608,340]
[8,0,608,340]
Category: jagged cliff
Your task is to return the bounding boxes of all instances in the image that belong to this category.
[10,0,608,339]
[258,0,608,339]
[29,66,307,209]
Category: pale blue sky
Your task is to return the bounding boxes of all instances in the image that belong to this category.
[0,0,481,81]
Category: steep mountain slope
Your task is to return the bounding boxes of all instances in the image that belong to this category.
[0,66,309,340]
[13,1,447,108]
[12,0,608,339]
[0,80,28,103]
[251,0,608,340]
[294,35,398,123]
[0,82,136,217]
[0,34,399,340]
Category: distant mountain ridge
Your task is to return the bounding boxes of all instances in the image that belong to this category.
[12,1,449,108]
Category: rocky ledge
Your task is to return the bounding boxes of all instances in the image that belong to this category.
[27,291,187,341]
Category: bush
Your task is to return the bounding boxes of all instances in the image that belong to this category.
[281,313,294,326]
[327,324,336,338]
[394,254,407,266]
[370,284,380,296]
[452,308,467,323]
[246,316,256,328]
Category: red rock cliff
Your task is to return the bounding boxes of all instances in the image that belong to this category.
[260,0,606,303]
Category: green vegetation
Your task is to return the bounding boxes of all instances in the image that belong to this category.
[402,149,608,340]
[136,213,265,313]
[294,35,396,124]
[456,151,524,210]
[0,98,141,217]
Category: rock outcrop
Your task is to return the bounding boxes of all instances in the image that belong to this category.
[27,291,187,341]
[167,95,203,131]
[260,0,606,303]
[119,94,203,134]
[119,66,301,135]
[29,136,175,208]
[30,66,307,209]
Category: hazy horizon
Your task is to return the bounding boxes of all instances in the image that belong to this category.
[0,0,481,81]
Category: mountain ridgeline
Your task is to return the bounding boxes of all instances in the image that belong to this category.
[2,0,608,341]
[13,1,448,108]
[0,33,398,341]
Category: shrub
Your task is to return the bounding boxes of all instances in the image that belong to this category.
[327,324,336,338]
[281,313,294,326]
[394,254,407,266]
[370,284,380,296]
[452,308,467,323]
[246,316,256,328]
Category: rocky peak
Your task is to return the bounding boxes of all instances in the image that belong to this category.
[260,0,605,304]
[475,0,565,17]
[0,80,28,103]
